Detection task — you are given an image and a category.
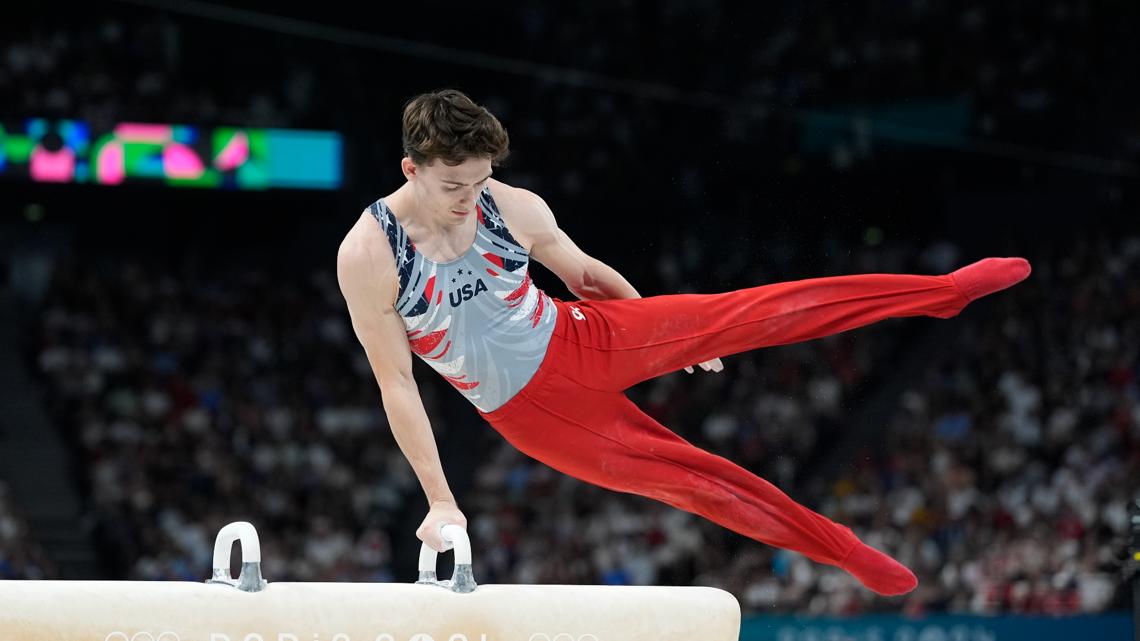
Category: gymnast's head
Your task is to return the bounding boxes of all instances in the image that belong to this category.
[400,89,509,219]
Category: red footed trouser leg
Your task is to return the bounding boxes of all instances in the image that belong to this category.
[485,373,919,595]
[483,261,1030,596]
[556,272,973,391]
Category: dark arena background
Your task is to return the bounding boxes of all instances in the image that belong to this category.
[0,2,1138,640]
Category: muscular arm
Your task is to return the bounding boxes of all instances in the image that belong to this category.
[494,183,640,301]
[572,255,642,301]
[336,225,456,507]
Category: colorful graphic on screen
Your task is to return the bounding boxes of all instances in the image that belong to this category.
[0,119,342,190]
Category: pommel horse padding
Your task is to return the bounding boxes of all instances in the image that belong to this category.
[0,521,741,641]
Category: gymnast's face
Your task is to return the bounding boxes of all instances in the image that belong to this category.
[403,156,493,225]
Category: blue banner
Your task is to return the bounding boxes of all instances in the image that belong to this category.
[741,612,1131,641]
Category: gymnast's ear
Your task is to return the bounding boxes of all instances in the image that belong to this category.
[401,157,418,181]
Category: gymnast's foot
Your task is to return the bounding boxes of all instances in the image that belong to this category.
[949,257,1032,302]
[839,542,918,596]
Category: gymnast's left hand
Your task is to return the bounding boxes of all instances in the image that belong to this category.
[684,358,724,374]
[418,498,468,552]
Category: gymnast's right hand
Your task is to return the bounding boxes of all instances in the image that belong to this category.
[418,498,469,552]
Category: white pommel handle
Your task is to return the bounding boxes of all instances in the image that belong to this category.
[418,524,471,571]
[213,520,262,569]
[416,524,476,592]
[206,521,267,592]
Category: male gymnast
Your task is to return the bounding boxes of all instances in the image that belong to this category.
[337,89,1031,596]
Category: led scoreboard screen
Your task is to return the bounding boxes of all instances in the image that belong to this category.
[0,119,342,190]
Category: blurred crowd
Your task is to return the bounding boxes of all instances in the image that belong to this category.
[814,236,1138,616]
[28,260,412,583]
[0,10,320,130]
[0,480,57,579]
[501,0,1139,173]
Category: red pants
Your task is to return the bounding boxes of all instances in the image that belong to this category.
[478,272,970,566]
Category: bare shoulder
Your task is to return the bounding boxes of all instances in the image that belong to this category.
[486,178,556,251]
[487,177,545,212]
[338,208,417,384]
[337,208,398,309]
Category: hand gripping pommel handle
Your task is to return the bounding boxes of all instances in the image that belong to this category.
[416,523,477,593]
[205,521,268,592]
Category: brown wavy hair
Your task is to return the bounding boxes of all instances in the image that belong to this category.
[401,89,510,167]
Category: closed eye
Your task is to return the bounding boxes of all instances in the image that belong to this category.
[446,179,488,191]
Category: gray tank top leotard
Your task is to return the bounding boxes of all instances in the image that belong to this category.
[369,186,558,412]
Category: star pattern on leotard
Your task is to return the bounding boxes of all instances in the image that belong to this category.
[374,187,552,411]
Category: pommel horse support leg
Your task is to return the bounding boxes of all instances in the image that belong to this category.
[0,521,741,641]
